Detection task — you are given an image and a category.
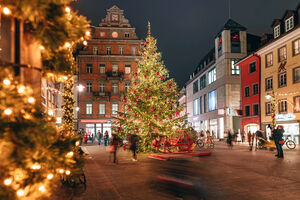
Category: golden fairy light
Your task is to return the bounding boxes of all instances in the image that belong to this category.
[18,86,25,93]
[16,190,24,197]
[4,108,12,115]
[83,40,88,46]
[63,76,68,80]
[64,42,71,48]
[65,7,71,13]
[3,79,11,85]
[75,141,80,146]
[31,164,41,170]
[3,7,10,15]
[28,97,35,104]
[66,151,74,157]
[59,169,64,174]
[47,174,54,180]
[48,110,54,116]
[65,170,71,175]
[24,113,31,119]
[4,178,12,186]
[85,31,91,36]
[38,185,46,193]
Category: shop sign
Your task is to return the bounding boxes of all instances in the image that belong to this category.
[275,113,296,121]
[193,116,199,121]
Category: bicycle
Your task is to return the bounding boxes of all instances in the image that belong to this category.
[195,136,214,149]
[283,135,296,150]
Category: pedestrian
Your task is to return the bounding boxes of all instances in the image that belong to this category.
[129,133,139,161]
[248,131,253,150]
[104,131,109,146]
[111,133,119,163]
[97,130,103,145]
[241,131,245,143]
[227,130,233,148]
[91,133,95,143]
[273,126,284,158]
[84,132,88,144]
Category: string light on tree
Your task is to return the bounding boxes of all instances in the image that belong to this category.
[2,7,10,15]
[4,179,12,186]
[4,108,12,115]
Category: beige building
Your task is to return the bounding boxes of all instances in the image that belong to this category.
[258,6,300,144]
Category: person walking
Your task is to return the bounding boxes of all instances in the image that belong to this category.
[97,130,103,145]
[273,126,284,158]
[248,131,253,151]
[111,133,119,163]
[104,131,109,146]
[129,133,138,161]
[84,132,88,144]
[227,131,233,148]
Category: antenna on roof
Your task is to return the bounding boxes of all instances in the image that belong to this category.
[228,0,231,19]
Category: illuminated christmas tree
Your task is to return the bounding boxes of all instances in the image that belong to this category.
[62,75,75,137]
[114,23,186,152]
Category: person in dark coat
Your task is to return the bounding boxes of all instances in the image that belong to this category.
[129,134,138,161]
[97,130,103,145]
[273,126,284,158]
[104,131,109,146]
[111,134,119,163]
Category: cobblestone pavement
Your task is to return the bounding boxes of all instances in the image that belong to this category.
[51,141,300,200]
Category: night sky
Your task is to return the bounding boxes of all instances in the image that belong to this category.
[71,0,300,88]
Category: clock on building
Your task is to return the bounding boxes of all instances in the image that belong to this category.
[112,14,119,21]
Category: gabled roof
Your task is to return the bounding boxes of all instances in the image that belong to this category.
[216,19,247,37]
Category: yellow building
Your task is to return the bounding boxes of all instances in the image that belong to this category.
[258,7,300,144]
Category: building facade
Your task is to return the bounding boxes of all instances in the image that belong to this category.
[76,6,141,136]
[236,54,261,134]
[186,19,260,139]
[258,5,300,144]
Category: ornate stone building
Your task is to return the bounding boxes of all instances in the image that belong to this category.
[76,5,141,136]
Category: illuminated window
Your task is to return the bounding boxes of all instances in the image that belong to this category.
[125,64,131,74]
[193,99,199,115]
[278,100,287,113]
[86,104,92,114]
[285,16,294,32]
[266,53,273,67]
[93,46,98,55]
[119,47,124,55]
[274,25,280,38]
[112,103,118,115]
[278,46,287,62]
[99,64,106,74]
[208,68,216,84]
[293,39,300,56]
[231,60,239,75]
[99,103,105,114]
[208,90,217,111]
[278,72,287,88]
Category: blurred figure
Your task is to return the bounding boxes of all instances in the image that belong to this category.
[97,130,103,145]
[84,132,88,144]
[111,133,119,163]
[273,126,284,158]
[248,131,253,151]
[241,131,245,143]
[104,131,109,146]
[129,133,138,161]
[227,130,233,148]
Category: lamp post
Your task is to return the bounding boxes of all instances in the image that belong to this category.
[76,84,85,131]
[265,91,276,129]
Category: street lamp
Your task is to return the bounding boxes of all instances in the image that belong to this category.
[76,84,85,131]
[77,84,85,92]
[265,91,276,129]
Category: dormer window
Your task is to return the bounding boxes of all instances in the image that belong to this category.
[274,25,280,38]
[285,16,294,32]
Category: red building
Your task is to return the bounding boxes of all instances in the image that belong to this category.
[76,5,141,136]
[237,54,261,134]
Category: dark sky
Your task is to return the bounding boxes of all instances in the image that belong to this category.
[71,0,300,88]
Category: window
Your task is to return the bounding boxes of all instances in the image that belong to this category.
[119,47,124,55]
[86,64,93,73]
[132,46,137,56]
[293,39,300,56]
[231,60,239,75]
[125,82,130,93]
[266,53,273,67]
[99,82,105,93]
[208,90,217,111]
[244,105,250,116]
[100,32,105,38]
[203,94,207,113]
[193,99,199,115]
[285,16,294,32]
[253,104,259,116]
[200,96,203,114]
[112,103,118,115]
[294,96,300,112]
[124,33,130,38]
[265,77,273,91]
[278,46,287,62]
[249,61,256,73]
[218,36,222,57]
[86,82,92,93]
[231,31,241,53]
[99,64,106,74]
[208,68,216,84]
[266,102,271,115]
[112,64,118,73]
[86,104,92,114]
[112,82,118,94]
[253,83,259,95]
[93,46,98,55]
[200,75,206,89]
[274,25,280,38]
[278,100,287,113]
[294,67,300,83]
[99,103,105,114]
[125,64,131,74]
[278,72,287,87]
[193,80,199,94]
[244,86,250,97]
[106,47,111,55]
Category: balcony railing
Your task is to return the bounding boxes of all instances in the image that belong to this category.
[92,91,110,98]
[106,71,124,80]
